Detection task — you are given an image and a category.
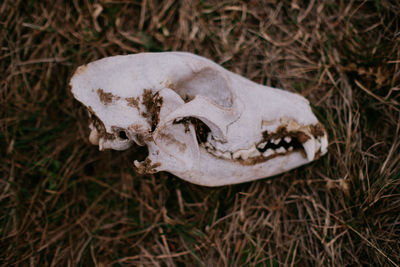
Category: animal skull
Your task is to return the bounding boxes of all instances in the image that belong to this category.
[70,52,328,186]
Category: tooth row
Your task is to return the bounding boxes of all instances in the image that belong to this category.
[203,142,293,161]
[257,135,293,150]
[203,130,328,162]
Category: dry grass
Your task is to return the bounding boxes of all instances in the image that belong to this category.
[1,0,400,266]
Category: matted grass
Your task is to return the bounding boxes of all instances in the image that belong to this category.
[1,0,399,266]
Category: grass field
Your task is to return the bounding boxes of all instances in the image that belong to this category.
[1,0,400,266]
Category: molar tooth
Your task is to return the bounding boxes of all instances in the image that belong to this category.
[247,146,261,158]
[263,149,274,157]
[221,151,232,159]
[276,147,286,154]
[302,138,316,161]
[232,150,244,159]
[284,137,291,143]
[272,138,281,145]
[257,142,267,149]
[240,153,249,160]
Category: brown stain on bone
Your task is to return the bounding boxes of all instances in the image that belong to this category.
[174,117,210,144]
[126,96,140,110]
[97,88,120,105]
[158,132,187,152]
[135,158,161,174]
[237,151,293,166]
[128,124,153,144]
[89,111,115,140]
[310,123,326,137]
[141,89,163,132]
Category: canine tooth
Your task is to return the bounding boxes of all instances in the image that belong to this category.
[272,138,281,145]
[284,137,291,143]
[257,142,267,149]
[263,149,274,157]
[320,134,328,154]
[303,138,316,161]
[276,147,286,153]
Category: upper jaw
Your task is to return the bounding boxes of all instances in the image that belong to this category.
[201,120,328,164]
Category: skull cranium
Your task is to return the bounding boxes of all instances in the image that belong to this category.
[70,52,328,186]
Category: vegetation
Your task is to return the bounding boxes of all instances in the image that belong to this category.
[1,0,399,265]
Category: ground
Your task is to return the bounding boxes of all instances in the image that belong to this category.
[1,0,400,266]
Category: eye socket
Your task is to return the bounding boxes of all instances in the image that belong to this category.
[118,130,129,140]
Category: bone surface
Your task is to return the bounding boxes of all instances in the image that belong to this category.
[70,52,328,186]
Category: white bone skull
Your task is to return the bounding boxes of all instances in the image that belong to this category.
[70,52,328,186]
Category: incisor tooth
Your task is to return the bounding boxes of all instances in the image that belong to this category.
[303,138,316,161]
